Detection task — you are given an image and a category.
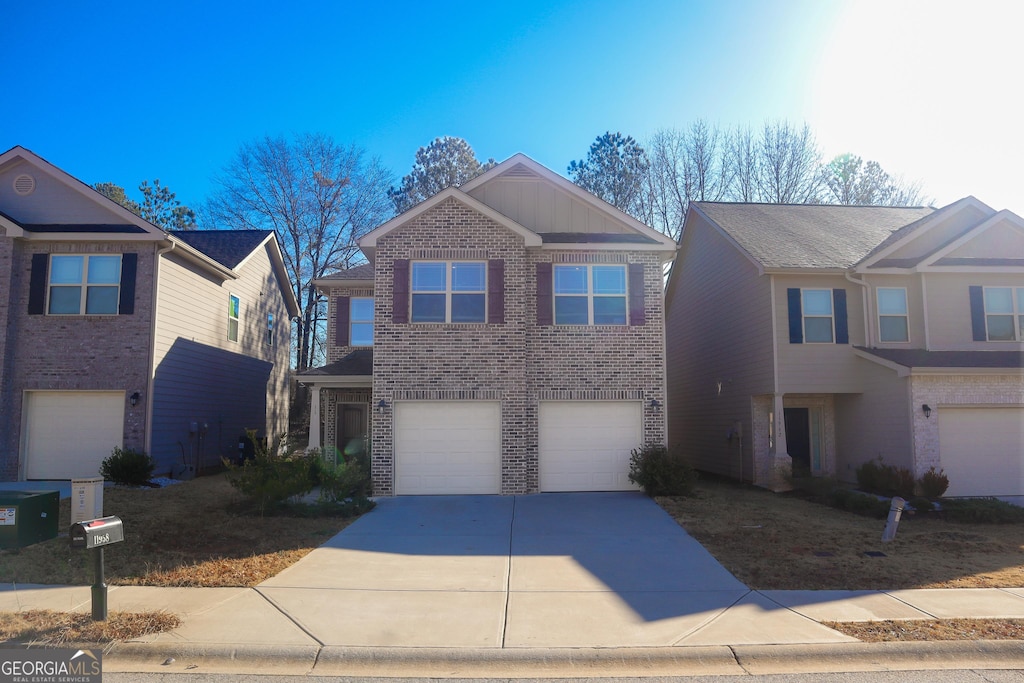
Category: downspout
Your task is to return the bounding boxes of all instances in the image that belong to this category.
[145,239,175,459]
[845,271,870,347]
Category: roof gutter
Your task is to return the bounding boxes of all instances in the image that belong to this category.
[845,271,870,347]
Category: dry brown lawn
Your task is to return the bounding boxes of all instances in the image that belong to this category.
[0,610,180,646]
[656,477,1024,590]
[0,473,361,587]
[827,618,1024,642]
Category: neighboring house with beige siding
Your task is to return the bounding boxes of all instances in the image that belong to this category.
[0,146,298,482]
[299,154,675,495]
[666,198,1024,497]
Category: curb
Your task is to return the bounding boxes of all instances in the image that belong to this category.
[100,640,1024,677]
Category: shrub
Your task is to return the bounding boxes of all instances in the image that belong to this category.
[628,444,697,497]
[855,458,915,499]
[918,467,949,499]
[826,488,890,518]
[100,447,155,486]
[314,451,372,503]
[941,498,1024,524]
[908,496,934,512]
[224,432,315,515]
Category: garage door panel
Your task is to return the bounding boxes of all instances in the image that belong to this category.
[395,402,501,495]
[25,392,124,480]
[940,407,1024,497]
[540,401,642,492]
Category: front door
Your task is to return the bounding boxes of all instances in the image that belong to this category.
[784,408,811,477]
[336,403,368,464]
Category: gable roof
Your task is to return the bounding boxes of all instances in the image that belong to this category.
[692,202,935,270]
[169,230,274,269]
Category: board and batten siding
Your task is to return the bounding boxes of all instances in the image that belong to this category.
[467,178,635,235]
[773,274,866,394]
[665,212,774,480]
[150,246,290,474]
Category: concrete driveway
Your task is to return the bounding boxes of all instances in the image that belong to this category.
[256,493,850,648]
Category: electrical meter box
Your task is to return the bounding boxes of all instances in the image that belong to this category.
[0,490,59,549]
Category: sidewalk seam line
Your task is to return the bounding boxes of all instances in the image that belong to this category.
[670,589,752,645]
[253,587,326,648]
[501,495,516,648]
[886,590,939,619]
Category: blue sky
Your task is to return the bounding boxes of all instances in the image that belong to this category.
[4,1,1021,215]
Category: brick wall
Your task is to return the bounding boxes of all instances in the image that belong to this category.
[0,234,13,478]
[2,241,155,478]
[367,197,668,495]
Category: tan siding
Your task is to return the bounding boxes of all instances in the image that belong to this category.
[945,221,1024,257]
[887,203,991,260]
[151,245,290,473]
[0,160,130,225]
[774,274,866,393]
[923,272,1024,350]
[467,178,633,235]
[665,213,774,480]
[834,360,912,482]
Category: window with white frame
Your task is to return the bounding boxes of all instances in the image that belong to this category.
[228,295,240,342]
[411,262,485,323]
[801,289,834,343]
[350,297,374,345]
[984,287,1024,341]
[554,264,627,325]
[48,254,121,315]
[266,313,274,346]
[877,288,909,343]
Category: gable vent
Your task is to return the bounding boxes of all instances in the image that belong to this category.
[13,174,36,196]
[499,164,540,180]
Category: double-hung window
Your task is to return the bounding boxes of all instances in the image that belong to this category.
[984,287,1024,341]
[554,264,627,325]
[228,295,240,342]
[801,289,834,343]
[48,255,121,315]
[411,261,486,323]
[877,288,909,343]
[350,297,374,345]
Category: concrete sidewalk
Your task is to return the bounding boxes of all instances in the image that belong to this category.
[4,493,1024,676]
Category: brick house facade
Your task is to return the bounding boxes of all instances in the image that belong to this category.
[300,154,675,495]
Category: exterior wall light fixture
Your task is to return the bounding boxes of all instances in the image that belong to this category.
[922,404,932,418]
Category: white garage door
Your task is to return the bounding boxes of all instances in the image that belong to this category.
[540,401,643,492]
[939,407,1024,497]
[394,401,501,495]
[24,391,124,480]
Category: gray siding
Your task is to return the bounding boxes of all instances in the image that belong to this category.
[923,272,1024,351]
[665,212,774,480]
[834,359,912,482]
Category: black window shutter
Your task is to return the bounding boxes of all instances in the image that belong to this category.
[969,285,986,341]
[628,263,645,326]
[28,253,48,315]
[787,288,803,344]
[536,263,553,326]
[487,259,504,324]
[118,253,137,315]
[336,296,350,346]
[833,288,848,344]
[392,259,409,324]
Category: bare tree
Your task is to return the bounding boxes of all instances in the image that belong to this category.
[754,121,825,203]
[728,125,759,203]
[204,133,393,369]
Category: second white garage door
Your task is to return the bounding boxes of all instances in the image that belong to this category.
[939,407,1024,497]
[24,391,124,480]
[540,401,643,492]
[394,401,501,495]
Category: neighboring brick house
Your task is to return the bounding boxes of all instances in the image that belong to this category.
[299,153,676,495]
[665,197,1024,497]
[0,146,299,481]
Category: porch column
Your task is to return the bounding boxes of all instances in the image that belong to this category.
[768,394,793,491]
[307,386,321,452]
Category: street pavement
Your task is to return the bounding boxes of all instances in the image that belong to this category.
[3,492,1024,677]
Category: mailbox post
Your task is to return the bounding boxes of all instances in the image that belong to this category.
[70,516,124,621]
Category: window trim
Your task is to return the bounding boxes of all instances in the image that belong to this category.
[410,260,487,324]
[983,286,1023,342]
[350,296,374,346]
[228,294,240,343]
[876,287,910,344]
[266,312,274,346]
[46,254,122,316]
[801,288,835,344]
[553,264,628,326]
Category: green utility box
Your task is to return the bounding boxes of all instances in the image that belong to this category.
[0,490,59,549]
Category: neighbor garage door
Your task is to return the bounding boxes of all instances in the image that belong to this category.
[394,401,501,494]
[539,401,643,492]
[939,407,1024,497]
[24,391,124,480]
